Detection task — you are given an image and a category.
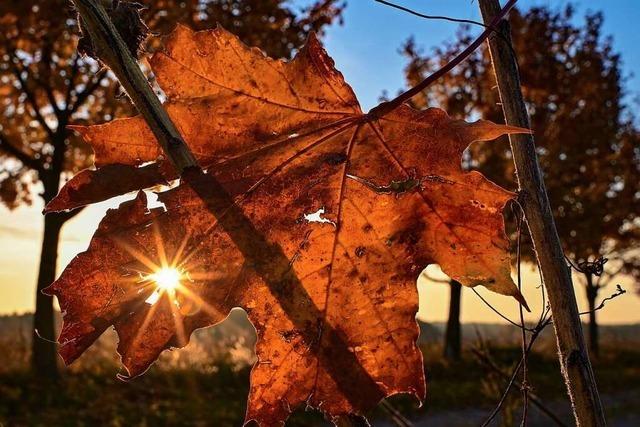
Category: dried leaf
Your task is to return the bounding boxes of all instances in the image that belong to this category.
[78,0,150,61]
[46,26,529,425]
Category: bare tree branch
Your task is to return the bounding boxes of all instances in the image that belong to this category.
[579,285,626,315]
[68,68,109,116]
[472,348,569,427]
[472,287,536,332]
[373,0,491,28]
[479,317,552,427]
[64,53,82,110]
[33,74,61,116]
[9,59,56,139]
[367,0,518,119]
[380,399,414,427]
[0,130,45,173]
[478,1,606,424]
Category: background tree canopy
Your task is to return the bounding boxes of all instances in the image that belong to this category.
[401,5,640,356]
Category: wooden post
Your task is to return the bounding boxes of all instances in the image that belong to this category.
[478,1,606,425]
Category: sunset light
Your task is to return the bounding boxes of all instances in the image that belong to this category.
[1,1,638,425]
[150,267,183,292]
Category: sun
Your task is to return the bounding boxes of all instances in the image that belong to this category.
[149,267,183,292]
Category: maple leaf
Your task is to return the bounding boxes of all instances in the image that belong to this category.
[45,26,530,425]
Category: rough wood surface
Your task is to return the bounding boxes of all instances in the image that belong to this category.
[478,1,606,425]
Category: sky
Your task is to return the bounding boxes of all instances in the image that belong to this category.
[1,0,638,324]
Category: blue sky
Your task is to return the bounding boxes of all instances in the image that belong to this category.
[316,0,640,110]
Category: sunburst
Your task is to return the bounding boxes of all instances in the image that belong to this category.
[112,222,227,353]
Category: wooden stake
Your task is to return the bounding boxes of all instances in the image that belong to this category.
[478,1,606,425]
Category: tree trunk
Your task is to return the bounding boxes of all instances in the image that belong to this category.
[32,211,63,379]
[444,280,462,360]
[32,158,66,379]
[585,273,599,357]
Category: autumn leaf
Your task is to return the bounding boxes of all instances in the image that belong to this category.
[45,25,529,425]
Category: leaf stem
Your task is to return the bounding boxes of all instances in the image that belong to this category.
[367,0,518,119]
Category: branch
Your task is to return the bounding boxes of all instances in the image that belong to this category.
[9,60,56,139]
[514,208,530,425]
[33,74,62,116]
[71,0,197,172]
[65,53,82,110]
[367,0,518,119]
[472,348,568,427]
[0,130,45,173]
[373,0,491,29]
[380,399,414,427]
[479,317,552,427]
[471,288,536,332]
[579,285,626,315]
[68,68,109,116]
[373,0,519,60]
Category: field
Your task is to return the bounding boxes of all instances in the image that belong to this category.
[1,312,639,426]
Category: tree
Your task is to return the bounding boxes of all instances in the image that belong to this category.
[443,279,462,360]
[0,0,344,378]
[421,270,462,360]
[401,5,640,356]
[0,0,123,379]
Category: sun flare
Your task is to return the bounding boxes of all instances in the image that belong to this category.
[149,267,183,292]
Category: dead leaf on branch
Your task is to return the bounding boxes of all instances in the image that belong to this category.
[45,25,530,425]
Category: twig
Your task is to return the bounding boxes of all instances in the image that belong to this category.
[34,328,59,344]
[373,0,520,58]
[471,288,536,332]
[536,259,547,327]
[368,0,518,119]
[380,399,414,427]
[514,208,529,426]
[472,348,569,427]
[563,253,582,272]
[565,254,608,277]
[480,317,552,427]
[373,0,491,28]
[579,285,626,315]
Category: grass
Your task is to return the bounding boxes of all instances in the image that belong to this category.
[1,314,639,426]
[1,344,639,426]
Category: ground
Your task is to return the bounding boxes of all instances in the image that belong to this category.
[1,346,638,426]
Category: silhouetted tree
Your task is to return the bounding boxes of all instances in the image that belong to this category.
[443,279,462,360]
[0,0,344,378]
[402,5,640,357]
